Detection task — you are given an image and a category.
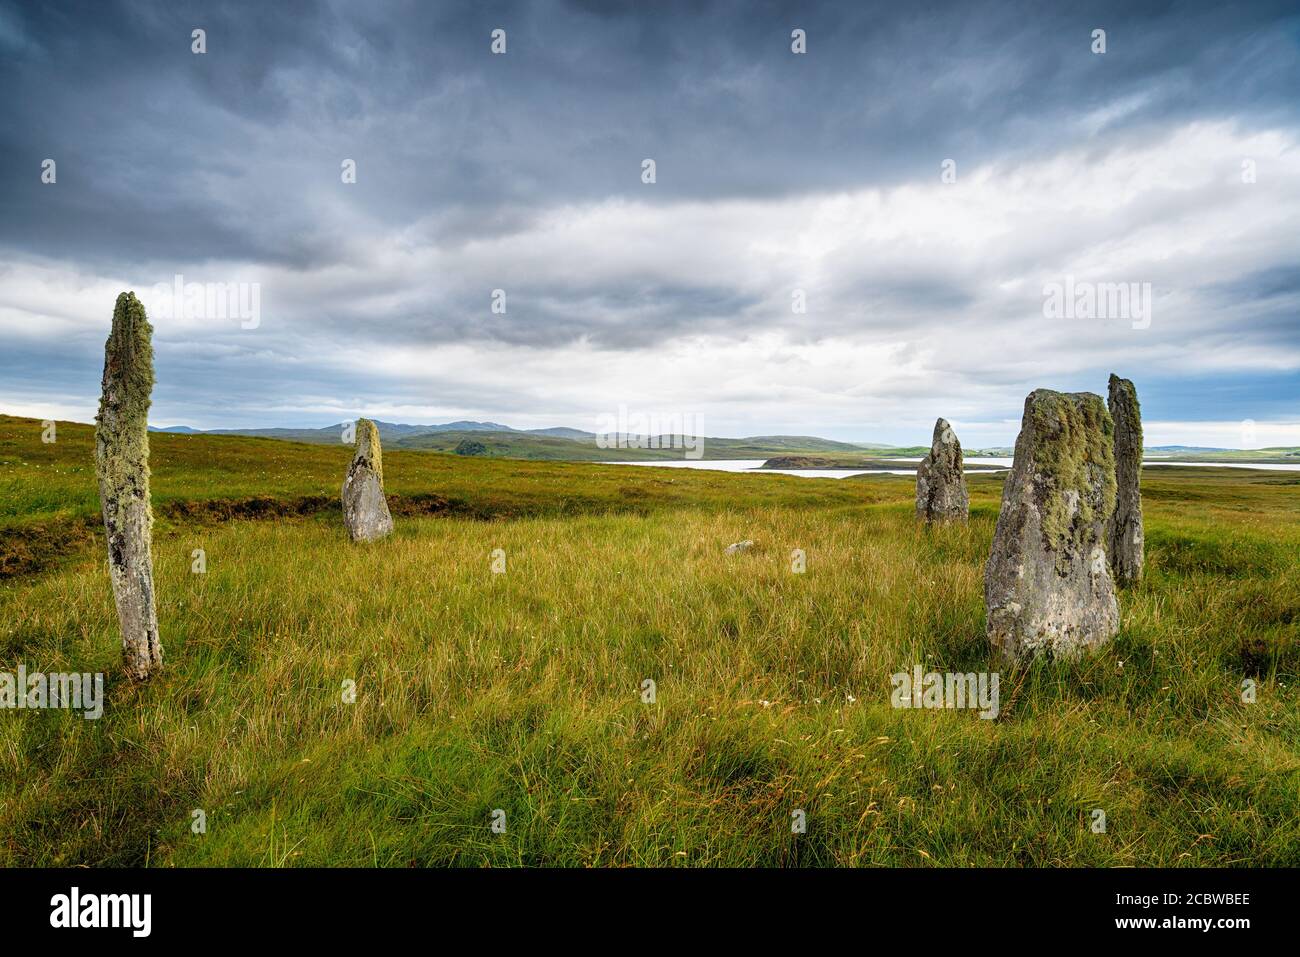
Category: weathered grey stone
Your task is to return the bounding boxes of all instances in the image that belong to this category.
[342,418,393,542]
[1107,374,1144,586]
[984,389,1119,661]
[725,540,755,554]
[95,292,163,681]
[915,418,969,523]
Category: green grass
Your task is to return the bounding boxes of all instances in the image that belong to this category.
[1,414,1297,866]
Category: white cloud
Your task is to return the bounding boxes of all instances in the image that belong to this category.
[3,121,1298,444]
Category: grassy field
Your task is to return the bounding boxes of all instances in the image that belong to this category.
[1,414,1298,866]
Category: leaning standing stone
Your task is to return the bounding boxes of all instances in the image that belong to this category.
[95,292,163,680]
[915,417,969,523]
[984,389,1119,661]
[1107,374,1144,586]
[342,418,393,542]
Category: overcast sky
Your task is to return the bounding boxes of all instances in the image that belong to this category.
[2,0,1299,447]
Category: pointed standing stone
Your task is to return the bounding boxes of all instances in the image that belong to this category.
[342,418,393,542]
[915,417,969,523]
[1107,374,1144,586]
[984,389,1119,661]
[95,292,163,680]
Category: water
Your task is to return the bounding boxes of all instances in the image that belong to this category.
[604,459,898,479]
[605,457,1300,480]
[603,458,993,479]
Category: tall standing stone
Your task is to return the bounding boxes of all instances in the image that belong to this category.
[915,417,969,523]
[1107,374,1144,586]
[342,418,393,542]
[95,292,163,680]
[984,389,1119,661]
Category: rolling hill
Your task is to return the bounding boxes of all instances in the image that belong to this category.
[150,420,899,460]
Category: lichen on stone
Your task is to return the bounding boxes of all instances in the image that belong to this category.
[1026,390,1116,557]
[1107,374,1145,585]
[343,418,393,542]
[353,418,383,487]
[1108,373,1142,447]
[94,291,162,679]
[95,292,155,516]
[915,416,968,522]
[985,387,1120,661]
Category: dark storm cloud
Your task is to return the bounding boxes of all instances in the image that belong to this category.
[3,0,1297,271]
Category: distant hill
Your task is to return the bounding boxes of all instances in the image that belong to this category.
[526,427,596,439]
[425,420,515,433]
[392,429,883,461]
[394,430,651,460]
[144,419,913,460]
[734,435,870,452]
[151,419,519,444]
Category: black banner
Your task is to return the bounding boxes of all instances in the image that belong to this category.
[1,867,1283,942]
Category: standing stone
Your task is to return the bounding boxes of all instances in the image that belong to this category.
[984,390,1119,661]
[342,418,393,542]
[1107,374,1144,586]
[95,292,163,680]
[915,418,969,523]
